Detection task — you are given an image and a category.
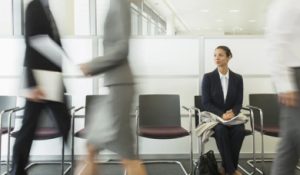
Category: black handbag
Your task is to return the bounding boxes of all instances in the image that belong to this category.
[193,150,220,175]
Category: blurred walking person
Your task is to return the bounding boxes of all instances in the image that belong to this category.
[266,0,300,174]
[11,0,71,174]
[79,0,147,175]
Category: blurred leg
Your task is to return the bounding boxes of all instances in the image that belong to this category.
[271,106,300,175]
[47,101,71,142]
[80,144,97,175]
[122,159,147,175]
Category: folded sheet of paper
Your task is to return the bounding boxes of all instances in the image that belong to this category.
[32,69,64,102]
[216,115,239,123]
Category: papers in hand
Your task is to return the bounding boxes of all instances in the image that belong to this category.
[216,115,239,123]
[32,69,64,102]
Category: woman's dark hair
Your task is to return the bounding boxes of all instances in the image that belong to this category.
[216,45,232,58]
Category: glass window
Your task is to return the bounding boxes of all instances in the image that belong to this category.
[0,0,13,35]
[96,0,110,36]
[131,9,139,36]
[74,0,91,35]
[142,16,148,36]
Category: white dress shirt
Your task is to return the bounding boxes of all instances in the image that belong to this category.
[219,71,229,101]
[266,0,300,93]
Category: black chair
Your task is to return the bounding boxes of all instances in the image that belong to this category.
[247,93,300,174]
[136,94,193,175]
[6,95,73,175]
[194,95,256,175]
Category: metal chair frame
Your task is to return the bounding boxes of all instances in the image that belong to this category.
[247,105,300,175]
[0,107,19,174]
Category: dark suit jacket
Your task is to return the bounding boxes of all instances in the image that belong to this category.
[24,0,62,88]
[201,69,243,117]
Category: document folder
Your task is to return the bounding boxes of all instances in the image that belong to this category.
[32,69,64,102]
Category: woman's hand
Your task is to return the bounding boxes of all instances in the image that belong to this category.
[79,63,91,76]
[278,91,299,107]
[26,87,45,102]
[222,110,235,120]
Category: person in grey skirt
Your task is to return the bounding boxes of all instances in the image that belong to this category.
[265,0,300,174]
[79,0,147,174]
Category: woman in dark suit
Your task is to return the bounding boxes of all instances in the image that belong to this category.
[201,46,244,175]
[11,0,71,175]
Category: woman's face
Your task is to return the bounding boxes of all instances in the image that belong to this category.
[214,48,230,67]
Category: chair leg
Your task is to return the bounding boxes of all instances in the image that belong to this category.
[238,164,254,175]
[136,133,139,157]
[61,138,64,175]
[247,159,270,175]
[6,133,11,174]
[189,132,193,175]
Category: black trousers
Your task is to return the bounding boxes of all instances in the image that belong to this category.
[214,123,245,174]
[11,100,71,175]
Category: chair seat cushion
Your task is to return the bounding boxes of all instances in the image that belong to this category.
[11,127,61,140]
[1,127,14,134]
[75,128,86,138]
[255,125,279,137]
[139,126,189,139]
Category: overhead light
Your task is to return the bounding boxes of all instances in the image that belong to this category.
[216,19,224,22]
[248,19,256,23]
[200,9,209,13]
[229,9,240,13]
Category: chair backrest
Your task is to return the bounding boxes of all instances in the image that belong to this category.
[249,94,279,127]
[37,95,72,128]
[85,95,107,127]
[194,95,204,127]
[0,96,17,128]
[138,94,181,127]
[64,94,72,109]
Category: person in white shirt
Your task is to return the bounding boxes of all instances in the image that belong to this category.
[266,0,300,174]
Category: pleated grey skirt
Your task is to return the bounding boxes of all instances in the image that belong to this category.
[86,85,135,159]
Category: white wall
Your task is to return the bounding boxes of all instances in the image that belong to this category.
[0,36,278,159]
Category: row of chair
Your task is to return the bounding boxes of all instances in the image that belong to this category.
[134,94,282,175]
[0,94,283,175]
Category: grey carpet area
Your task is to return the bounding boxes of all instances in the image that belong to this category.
[1,159,300,175]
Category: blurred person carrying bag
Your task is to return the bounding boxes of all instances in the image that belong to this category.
[194,150,220,175]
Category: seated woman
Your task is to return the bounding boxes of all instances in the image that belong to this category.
[201,46,244,175]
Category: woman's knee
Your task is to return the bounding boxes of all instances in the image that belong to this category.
[214,124,229,134]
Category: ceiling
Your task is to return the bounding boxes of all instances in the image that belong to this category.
[145,0,274,35]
